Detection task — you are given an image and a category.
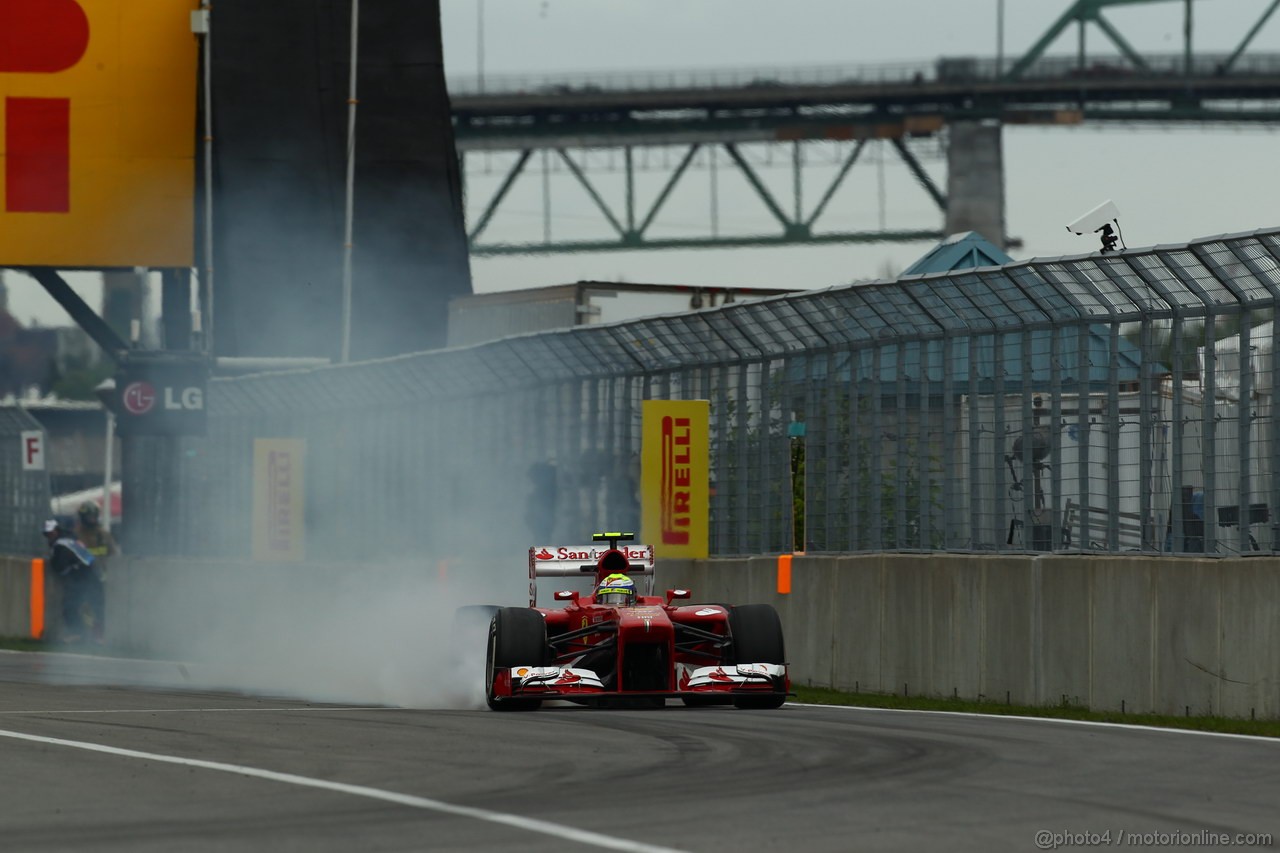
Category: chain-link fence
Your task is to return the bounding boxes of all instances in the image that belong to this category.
[0,407,52,556]
[133,228,1280,560]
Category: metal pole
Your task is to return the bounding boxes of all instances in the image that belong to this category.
[340,0,360,363]
[478,0,485,94]
[102,410,115,532]
[1184,0,1193,77]
[997,0,1005,76]
[201,0,215,354]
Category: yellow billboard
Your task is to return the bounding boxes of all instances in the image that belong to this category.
[641,400,709,559]
[252,439,306,562]
[0,0,198,267]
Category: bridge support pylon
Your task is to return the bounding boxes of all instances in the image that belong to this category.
[945,121,1007,249]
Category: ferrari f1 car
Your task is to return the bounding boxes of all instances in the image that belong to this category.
[483,533,790,711]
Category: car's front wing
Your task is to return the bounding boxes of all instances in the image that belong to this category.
[490,662,789,703]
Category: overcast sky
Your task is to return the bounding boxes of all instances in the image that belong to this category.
[442,0,1280,295]
[8,0,1280,326]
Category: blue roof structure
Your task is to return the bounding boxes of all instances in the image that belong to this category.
[901,231,1013,276]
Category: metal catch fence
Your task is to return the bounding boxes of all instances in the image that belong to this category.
[0,407,52,556]
[138,228,1280,560]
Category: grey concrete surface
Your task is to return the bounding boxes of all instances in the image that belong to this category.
[1038,558,1092,707]
[90,552,1280,718]
[945,120,1006,246]
[982,558,1034,705]
[0,556,31,636]
[1090,558,1157,713]
[1220,563,1280,719]
[0,653,1276,852]
[830,554,882,693]
[1154,562,1222,716]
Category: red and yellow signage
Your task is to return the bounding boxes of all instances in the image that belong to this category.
[252,439,306,562]
[641,400,709,558]
[0,0,198,266]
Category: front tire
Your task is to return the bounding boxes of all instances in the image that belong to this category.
[485,608,547,711]
[448,605,501,706]
[727,604,787,710]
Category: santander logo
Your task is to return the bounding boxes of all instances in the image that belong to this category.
[558,546,646,561]
[534,548,555,560]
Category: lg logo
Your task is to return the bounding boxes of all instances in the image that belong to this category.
[122,381,155,415]
[170,387,205,411]
[122,381,204,416]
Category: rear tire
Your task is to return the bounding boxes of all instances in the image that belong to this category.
[727,604,787,710]
[486,608,547,711]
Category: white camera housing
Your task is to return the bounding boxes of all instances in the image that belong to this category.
[1066,199,1120,235]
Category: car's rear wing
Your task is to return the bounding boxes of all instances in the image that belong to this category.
[527,544,655,605]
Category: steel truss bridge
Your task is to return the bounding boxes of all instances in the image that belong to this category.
[450,0,1280,256]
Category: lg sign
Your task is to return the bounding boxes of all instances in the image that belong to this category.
[122,381,202,415]
[114,358,209,436]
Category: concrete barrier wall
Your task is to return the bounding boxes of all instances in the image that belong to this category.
[11,551,1276,719]
[664,553,1280,718]
[0,557,31,637]
[0,557,65,640]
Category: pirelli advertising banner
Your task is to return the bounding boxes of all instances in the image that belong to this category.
[0,0,198,267]
[641,400,709,559]
[252,439,306,562]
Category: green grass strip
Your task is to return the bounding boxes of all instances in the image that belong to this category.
[793,685,1280,738]
[0,637,116,656]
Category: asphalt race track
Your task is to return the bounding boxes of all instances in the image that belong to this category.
[1,651,1277,852]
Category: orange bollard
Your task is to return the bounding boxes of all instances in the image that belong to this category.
[30,558,44,640]
[776,554,792,595]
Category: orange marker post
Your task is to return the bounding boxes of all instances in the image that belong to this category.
[776,554,792,595]
[30,558,45,640]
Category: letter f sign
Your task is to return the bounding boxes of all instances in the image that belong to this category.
[1,0,89,213]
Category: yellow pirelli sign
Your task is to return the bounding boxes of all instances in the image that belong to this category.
[641,400,709,559]
[0,0,198,267]
[252,439,306,562]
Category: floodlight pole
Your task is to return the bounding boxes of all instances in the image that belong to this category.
[102,410,115,532]
[199,0,215,354]
[340,0,360,363]
[1184,0,1193,76]
[997,0,1005,76]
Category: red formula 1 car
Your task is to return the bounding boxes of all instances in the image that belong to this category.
[483,533,790,711]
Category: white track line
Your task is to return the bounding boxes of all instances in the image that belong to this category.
[0,707,401,715]
[787,702,1280,743]
[0,728,688,853]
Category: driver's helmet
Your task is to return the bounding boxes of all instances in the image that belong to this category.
[595,573,636,607]
[77,501,100,526]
